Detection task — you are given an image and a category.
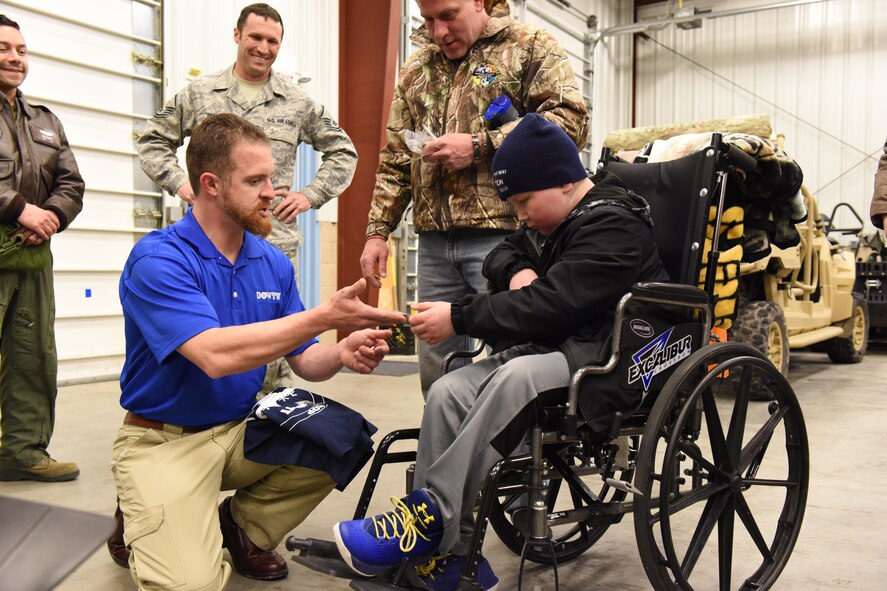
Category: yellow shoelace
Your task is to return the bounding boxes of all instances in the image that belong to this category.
[415,553,449,580]
[371,496,437,553]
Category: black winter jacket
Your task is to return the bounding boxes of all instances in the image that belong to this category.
[451,170,669,376]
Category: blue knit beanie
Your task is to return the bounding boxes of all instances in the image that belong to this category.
[491,113,588,200]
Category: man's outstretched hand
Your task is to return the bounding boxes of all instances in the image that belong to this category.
[323,278,406,333]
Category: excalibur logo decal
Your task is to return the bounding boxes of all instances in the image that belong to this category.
[627,327,693,390]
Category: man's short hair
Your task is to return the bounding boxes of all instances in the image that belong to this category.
[186,113,269,195]
[237,3,284,36]
[0,15,21,30]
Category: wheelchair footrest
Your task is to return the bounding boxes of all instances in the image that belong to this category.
[350,579,411,591]
[286,536,362,580]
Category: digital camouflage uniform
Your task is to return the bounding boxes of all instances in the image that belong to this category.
[366,0,588,394]
[137,66,357,393]
[138,66,357,253]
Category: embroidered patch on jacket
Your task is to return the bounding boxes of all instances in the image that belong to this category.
[471,63,499,88]
[33,127,58,145]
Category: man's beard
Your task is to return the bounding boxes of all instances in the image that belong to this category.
[219,186,272,237]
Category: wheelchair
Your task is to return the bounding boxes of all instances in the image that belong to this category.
[287,133,810,591]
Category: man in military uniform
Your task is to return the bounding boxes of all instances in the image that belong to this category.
[359,0,588,396]
[137,3,357,394]
[0,15,84,482]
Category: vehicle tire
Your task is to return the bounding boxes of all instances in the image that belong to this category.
[727,301,789,400]
[826,292,869,363]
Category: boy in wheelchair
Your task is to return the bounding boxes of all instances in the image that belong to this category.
[334,113,670,589]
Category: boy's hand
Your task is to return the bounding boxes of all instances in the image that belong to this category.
[409,302,455,345]
[509,268,539,290]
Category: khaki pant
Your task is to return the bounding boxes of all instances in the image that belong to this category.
[111,419,333,591]
[0,262,58,469]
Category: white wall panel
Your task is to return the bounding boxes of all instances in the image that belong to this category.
[72,192,144,233]
[629,0,886,227]
[50,230,138,272]
[43,105,139,155]
[2,0,161,383]
[54,272,123,318]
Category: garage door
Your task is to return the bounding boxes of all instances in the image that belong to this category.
[2,0,163,383]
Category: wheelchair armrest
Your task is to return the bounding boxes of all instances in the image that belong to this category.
[631,282,709,306]
[441,339,486,374]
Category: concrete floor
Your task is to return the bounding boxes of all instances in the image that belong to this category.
[1,344,886,591]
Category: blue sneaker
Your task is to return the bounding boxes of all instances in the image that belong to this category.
[334,489,443,577]
[410,553,499,591]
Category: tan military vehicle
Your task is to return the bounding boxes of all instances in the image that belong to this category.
[603,115,869,397]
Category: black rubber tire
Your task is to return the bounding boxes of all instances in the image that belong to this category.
[488,444,630,565]
[633,342,809,591]
[728,301,789,400]
[826,292,869,363]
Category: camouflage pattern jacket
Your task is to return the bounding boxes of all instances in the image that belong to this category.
[138,66,357,252]
[367,1,588,238]
[0,91,84,230]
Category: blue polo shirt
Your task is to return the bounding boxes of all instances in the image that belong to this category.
[118,211,317,426]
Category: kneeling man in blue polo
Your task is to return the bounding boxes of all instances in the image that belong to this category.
[110,113,405,591]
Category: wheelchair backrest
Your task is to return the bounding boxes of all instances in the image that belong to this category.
[585,135,736,420]
[598,136,726,288]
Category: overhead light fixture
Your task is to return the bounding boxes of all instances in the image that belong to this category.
[676,6,703,30]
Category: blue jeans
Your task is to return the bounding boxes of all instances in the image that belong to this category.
[417,229,509,397]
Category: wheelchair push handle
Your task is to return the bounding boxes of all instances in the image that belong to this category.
[719,141,758,174]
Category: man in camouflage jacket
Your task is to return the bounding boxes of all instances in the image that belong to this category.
[360,0,588,394]
[136,3,357,395]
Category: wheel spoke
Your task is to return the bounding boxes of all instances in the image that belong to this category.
[680,492,731,577]
[742,477,796,488]
[739,404,787,473]
[734,491,775,563]
[678,440,728,480]
[702,386,733,472]
[726,366,752,466]
[651,480,730,524]
[718,497,735,591]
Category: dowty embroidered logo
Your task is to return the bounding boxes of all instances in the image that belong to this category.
[627,327,693,390]
[256,291,281,301]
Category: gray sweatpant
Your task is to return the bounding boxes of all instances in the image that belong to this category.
[412,345,571,555]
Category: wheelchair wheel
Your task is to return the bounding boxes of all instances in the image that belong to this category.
[634,342,808,591]
[488,441,631,565]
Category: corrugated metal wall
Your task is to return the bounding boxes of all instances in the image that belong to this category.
[2,0,163,384]
[517,0,635,158]
[631,0,886,227]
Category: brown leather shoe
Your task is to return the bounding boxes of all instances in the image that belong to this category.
[0,458,79,482]
[218,497,288,580]
[107,503,131,569]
